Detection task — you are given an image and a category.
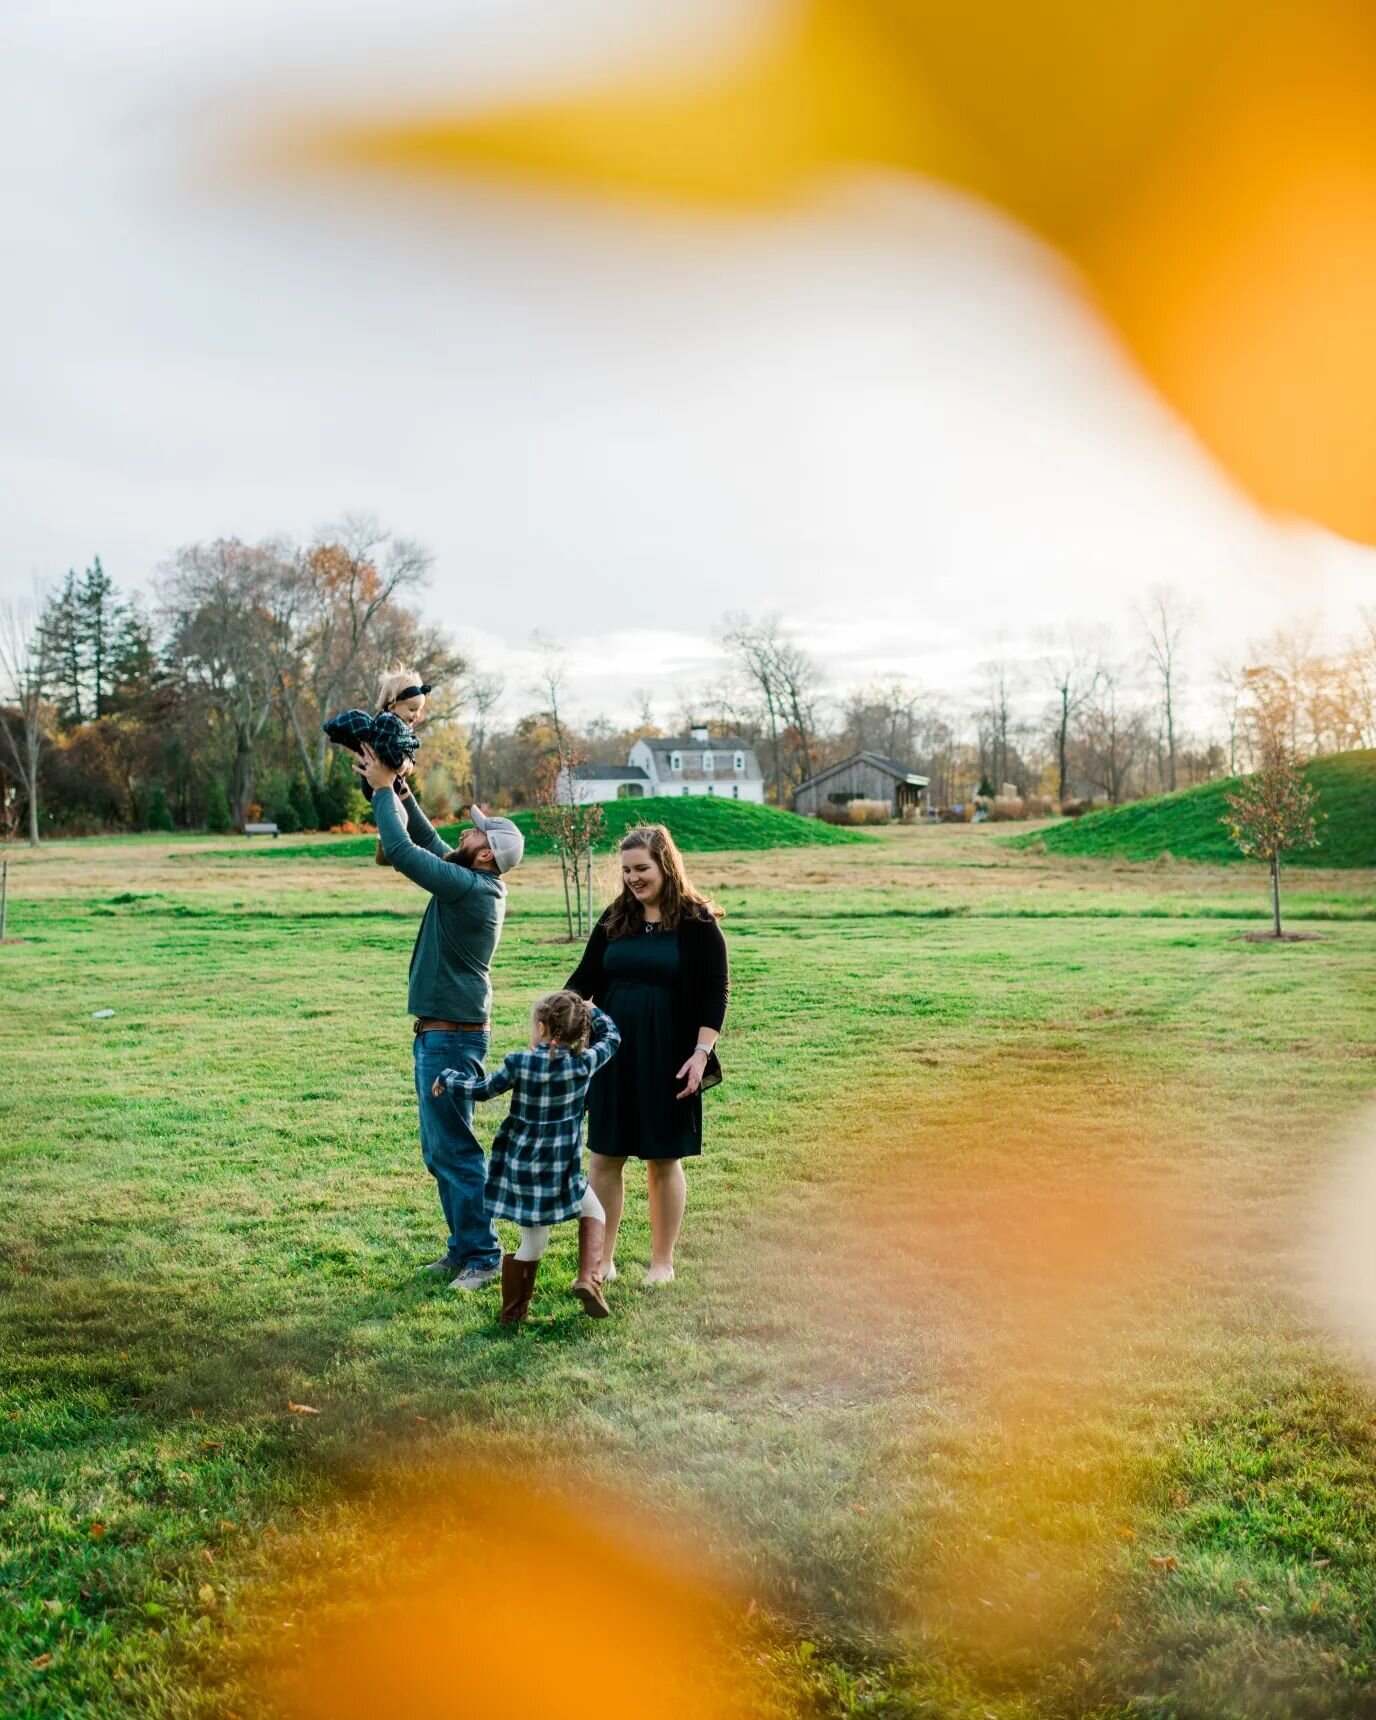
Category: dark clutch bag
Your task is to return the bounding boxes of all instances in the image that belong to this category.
[699,1048,723,1092]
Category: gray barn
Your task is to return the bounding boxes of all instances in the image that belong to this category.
[793,752,930,819]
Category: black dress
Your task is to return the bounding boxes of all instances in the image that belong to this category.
[586,926,700,1161]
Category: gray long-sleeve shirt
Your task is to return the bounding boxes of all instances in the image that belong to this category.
[373,787,506,1023]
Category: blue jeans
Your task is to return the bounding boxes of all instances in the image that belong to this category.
[413,1029,500,1271]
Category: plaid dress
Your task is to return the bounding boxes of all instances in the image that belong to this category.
[441,1007,620,1226]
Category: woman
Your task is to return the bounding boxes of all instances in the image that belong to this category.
[566,825,728,1286]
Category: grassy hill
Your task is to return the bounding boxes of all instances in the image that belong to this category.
[461,794,870,856]
[1010,749,1376,867]
[273,794,870,862]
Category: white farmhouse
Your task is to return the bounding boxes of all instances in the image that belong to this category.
[556,726,766,804]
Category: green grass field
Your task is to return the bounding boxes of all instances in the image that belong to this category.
[276,793,871,864]
[3,823,1376,1717]
[1010,749,1376,868]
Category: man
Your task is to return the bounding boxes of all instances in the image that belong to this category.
[359,742,525,1291]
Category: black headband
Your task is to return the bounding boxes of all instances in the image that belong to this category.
[392,683,432,704]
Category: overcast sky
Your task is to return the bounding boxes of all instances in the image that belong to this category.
[5,0,1373,733]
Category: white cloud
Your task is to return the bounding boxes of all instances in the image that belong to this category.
[4,0,1373,732]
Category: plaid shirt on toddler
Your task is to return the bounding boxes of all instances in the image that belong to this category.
[440,1006,621,1227]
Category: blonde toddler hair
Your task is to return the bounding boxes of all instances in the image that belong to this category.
[376,664,425,713]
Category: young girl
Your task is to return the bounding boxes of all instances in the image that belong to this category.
[433,992,621,1324]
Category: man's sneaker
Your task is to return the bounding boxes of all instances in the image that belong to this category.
[420,1254,461,1278]
[451,1261,501,1292]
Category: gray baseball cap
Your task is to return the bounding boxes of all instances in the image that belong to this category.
[469,804,525,873]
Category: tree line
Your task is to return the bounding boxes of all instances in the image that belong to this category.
[3,538,1374,845]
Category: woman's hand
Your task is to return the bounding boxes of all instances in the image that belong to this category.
[675,1048,708,1099]
[358,742,398,791]
[431,1076,446,1098]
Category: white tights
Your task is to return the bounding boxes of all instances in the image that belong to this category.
[514,1185,605,1262]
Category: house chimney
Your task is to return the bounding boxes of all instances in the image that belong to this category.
[689,724,709,743]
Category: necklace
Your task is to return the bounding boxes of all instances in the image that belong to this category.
[642,920,662,934]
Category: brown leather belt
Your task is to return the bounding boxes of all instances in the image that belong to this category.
[414,1018,489,1035]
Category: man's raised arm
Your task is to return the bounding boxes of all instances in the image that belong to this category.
[373,787,476,900]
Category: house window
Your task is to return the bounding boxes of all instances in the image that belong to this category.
[617,782,644,799]
[734,751,745,773]
[732,785,739,798]
[707,784,715,795]
[681,785,690,796]
[702,752,714,773]
[670,751,682,772]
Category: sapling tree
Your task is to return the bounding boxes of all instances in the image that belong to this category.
[530,644,602,939]
[1223,743,1322,937]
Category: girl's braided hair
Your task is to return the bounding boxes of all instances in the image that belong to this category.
[533,989,592,1052]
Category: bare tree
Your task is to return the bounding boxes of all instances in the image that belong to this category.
[771,634,822,788]
[0,597,52,846]
[297,514,433,781]
[975,656,1019,792]
[530,642,601,938]
[160,539,296,825]
[1041,630,1101,803]
[1078,663,1148,804]
[721,615,820,801]
[722,615,785,803]
[1214,658,1247,775]
[1140,586,1190,792]
[462,671,505,803]
[1347,608,1376,749]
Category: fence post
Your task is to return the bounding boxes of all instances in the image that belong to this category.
[0,856,8,942]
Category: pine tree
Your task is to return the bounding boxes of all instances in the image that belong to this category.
[37,572,85,727]
[143,784,175,831]
[76,558,123,719]
[108,606,159,720]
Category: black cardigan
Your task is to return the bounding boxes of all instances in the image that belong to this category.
[565,906,729,1069]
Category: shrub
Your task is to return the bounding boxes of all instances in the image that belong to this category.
[143,784,175,831]
[1060,799,1093,819]
[205,781,233,833]
[315,763,368,830]
[1024,795,1055,819]
[289,775,317,832]
[848,799,894,825]
[990,797,1026,821]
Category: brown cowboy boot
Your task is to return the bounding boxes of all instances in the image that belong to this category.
[499,1254,539,1325]
[571,1219,611,1318]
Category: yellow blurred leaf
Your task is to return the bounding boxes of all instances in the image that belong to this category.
[278,0,1376,540]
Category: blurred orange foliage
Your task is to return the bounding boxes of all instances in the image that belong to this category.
[255,1468,768,1720]
[283,0,1376,542]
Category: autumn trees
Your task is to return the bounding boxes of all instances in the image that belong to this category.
[3,517,468,838]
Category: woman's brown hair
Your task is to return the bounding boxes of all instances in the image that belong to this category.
[604,825,723,939]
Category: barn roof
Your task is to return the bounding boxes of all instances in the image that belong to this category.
[568,764,651,782]
[793,751,930,792]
